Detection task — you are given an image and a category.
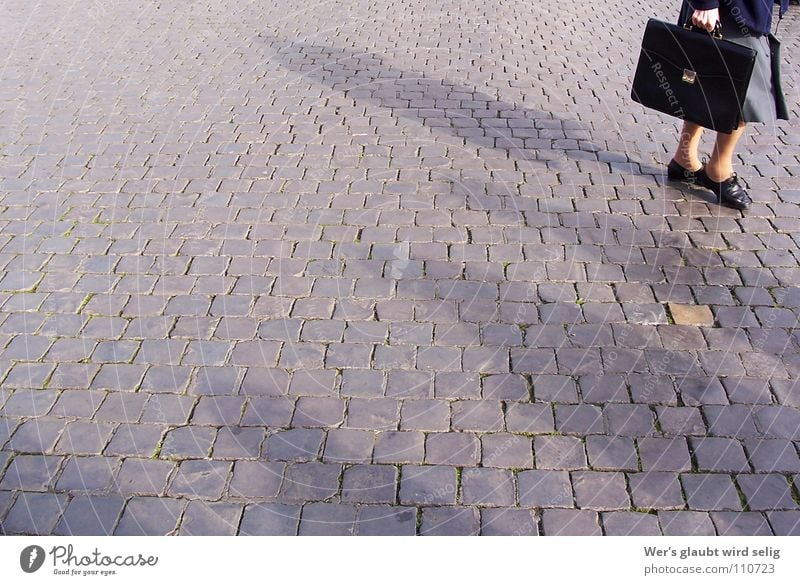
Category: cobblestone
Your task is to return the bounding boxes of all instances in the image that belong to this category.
[299,503,357,536]
[711,512,773,536]
[179,501,243,536]
[542,509,601,536]
[602,512,661,535]
[56,456,118,493]
[480,508,539,536]
[425,433,480,466]
[238,503,301,536]
[280,463,341,502]
[356,505,417,536]
[658,511,717,536]
[167,460,231,499]
[767,512,800,536]
[3,492,68,535]
[54,495,124,536]
[737,474,798,511]
[420,507,480,536]
[534,436,587,470]
[115,497,185,536]
[681,474,743,512]
[586,436,638,472]
[2,0,800,536]
[113,458,175,496]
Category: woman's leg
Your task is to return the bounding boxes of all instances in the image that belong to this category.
[705,122,746,181]
[672,121,704,171]
[697,122,751,209]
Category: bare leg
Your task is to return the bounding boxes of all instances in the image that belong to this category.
[697,122,751,210]
[705,122,746,182]
[672,121,704,171]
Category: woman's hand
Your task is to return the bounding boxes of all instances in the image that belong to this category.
[692,8,720,32]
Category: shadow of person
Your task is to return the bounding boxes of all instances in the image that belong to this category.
[256,32,666,187]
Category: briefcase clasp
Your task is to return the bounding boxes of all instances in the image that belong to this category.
[682,69,697,84]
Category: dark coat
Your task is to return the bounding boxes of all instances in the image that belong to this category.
[685,1,790,35]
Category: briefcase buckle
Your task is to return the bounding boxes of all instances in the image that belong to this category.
[682,69,697,84]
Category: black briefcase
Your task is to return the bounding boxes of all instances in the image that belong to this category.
[631,19,756,134]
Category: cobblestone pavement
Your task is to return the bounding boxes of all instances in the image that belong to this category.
[0,0,799,536]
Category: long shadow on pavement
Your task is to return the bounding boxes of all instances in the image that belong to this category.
[257,33,668,185]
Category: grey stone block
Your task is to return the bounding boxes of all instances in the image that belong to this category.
[505,403,554,433]
[160,426,216,459]
[602,512,661,535]
[399,399,450,431]
[638,437,692,472]
[628,472,684,510]
[480,508,539,536]
[113,458,174,496]
[572,471,630,510]
[373,431,425,464]
[55,456,118,493]
[212,426,265,459]
[264,428,324,462]
[3,492,68,535]
[239,504,300,535]
[241,397,295,427]
[658,511,716,536]
[737,474,797,511]
[0,455,62,491]
[556,404,604,435]
[766,511,800,536]
[8,418,66,454]
[534,435,587,470]
[690,437,750,473]
[357,506,417,536]
[681,474,743,511]
[586,436,638,471]
[54,495,124,535]
[228,461,284,498]
[461,468,515,506]
[711,512,773,536]
[420,507,480,536]
[291,396,346,427]
[105,424,165,457]
[179,501,243,535]
[323,428,374,463]
[399,465,457,505]
[425,433,480,466]
[191,396,246,425]
[451,400,504,432]
[167,460,231,499]
[299,503,357,536]
[542,509,601,535]
[115,497,185,535]
[518,469,574,508]
[341,465,397,504]
[481,433,534,468]
[745,439,800,472]
[280,463,341,502]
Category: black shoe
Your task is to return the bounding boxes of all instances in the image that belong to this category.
[667,159,700,182]
[696,168,752,210]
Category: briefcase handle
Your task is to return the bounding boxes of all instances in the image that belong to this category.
[683,20,723,40]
